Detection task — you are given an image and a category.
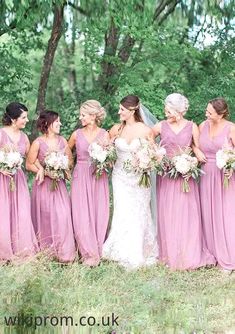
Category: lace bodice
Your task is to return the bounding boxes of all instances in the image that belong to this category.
[115,137,141,159]
[113,137,143,185]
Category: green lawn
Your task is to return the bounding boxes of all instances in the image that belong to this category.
[0,256,235,333]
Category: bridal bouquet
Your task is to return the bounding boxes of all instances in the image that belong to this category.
[44,151,69,191]
[216,147,235,188]
[0,146,23,191]
[123,139,167,188]
[167,147,204,192]
[88,141,117,179]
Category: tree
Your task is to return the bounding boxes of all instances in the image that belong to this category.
[1,0,235,134]
[36,3,65,113]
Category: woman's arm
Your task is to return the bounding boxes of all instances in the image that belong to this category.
[26,140,45,184]
[109,124,121,142]
[25,134,44,176]
[146,127,155,142]
[68,131,76,150]
[103,130,110,142]
[25,134,31,155]
[152,122,162,138]
[26,140,40,173]
[192,122,207,163]
[62,137,74,169]
[229,123,235,146]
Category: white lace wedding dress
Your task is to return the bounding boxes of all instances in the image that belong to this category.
[102,138,158,269]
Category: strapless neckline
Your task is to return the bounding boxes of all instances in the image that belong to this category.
[115,137,143,146]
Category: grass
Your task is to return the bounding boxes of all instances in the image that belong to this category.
[0,256,235,334]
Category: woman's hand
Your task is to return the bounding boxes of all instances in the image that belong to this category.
[192,123,206,163]
[194,147,207,163]
[0,169,13,177]
[35,167,45,185]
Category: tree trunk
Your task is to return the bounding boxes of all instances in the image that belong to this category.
[35,4,64,114]
[97,0,179,120]
[98,17,120,94]
[30,4,64,141]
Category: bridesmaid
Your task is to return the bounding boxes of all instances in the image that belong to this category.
[0,102,38,261]
[153,93,215,270]
[198,98,235,273]
[68,100,109,266]
[26,110,76,263]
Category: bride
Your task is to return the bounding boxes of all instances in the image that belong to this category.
[102,95,158,269]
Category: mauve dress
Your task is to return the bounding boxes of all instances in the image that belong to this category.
[71,128,109,262]
[31,136,76,262]
[199,120,235,270]
[157,120,215,269]
[0,128,38,261]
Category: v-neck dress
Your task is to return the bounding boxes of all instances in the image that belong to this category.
[31,136,76,262]
[157,120,215,269]
[71,129,109,262]
[0,128,38,261]
[199,120,235,269]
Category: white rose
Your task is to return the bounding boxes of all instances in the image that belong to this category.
[98,151,108,163]
[139,159,151,169]
[216,150,228,169]
[0,151,6,163]
[88,143,104,160]
[6,151,22,168]
[216,157,227,169]
[61,155,69,169]
[156,147,166,156]
[136,151,151,167]
[45,152,59,167]
[190,156,198,168]
[181,153,190,160]
[174,156,191,174]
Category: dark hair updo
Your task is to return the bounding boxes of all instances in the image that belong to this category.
[209,97,229,119]
[36,110,59,134]
[120,95,143,123]
[2,102,28,126]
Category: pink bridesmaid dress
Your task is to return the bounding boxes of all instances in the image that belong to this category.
[157,120,215,270]
[31,136,76,262]
[199,120,235,270]
[71,128,109,263]
[0,129,38,261]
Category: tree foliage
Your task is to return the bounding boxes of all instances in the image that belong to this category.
[0,0,235,137]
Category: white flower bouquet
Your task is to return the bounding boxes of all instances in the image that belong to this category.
[123,139,167,188]
[0,146,23,191]
[216,147,235,188]
[167,147,204,192]
[44,151,69,191]
[88,141,117,179]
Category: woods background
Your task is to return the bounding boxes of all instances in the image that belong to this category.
[1,0,235,139]
[1,2,235,332]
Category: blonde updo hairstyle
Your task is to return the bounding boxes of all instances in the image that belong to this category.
[164,93,189,121]
[79,100,106,125]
